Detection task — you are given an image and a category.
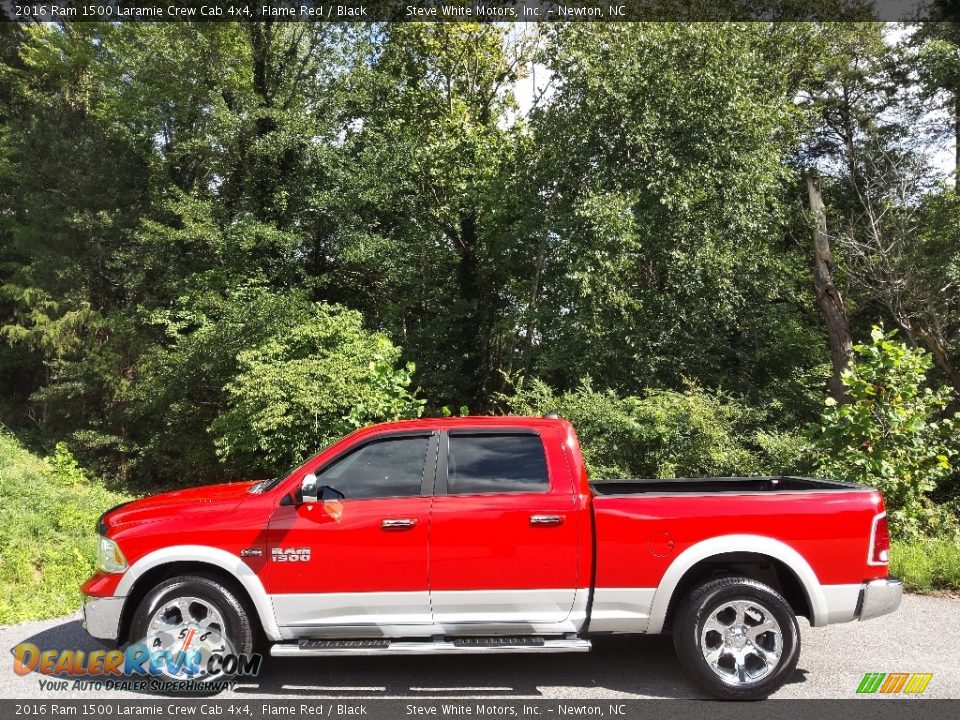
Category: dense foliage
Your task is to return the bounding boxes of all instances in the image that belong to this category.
[500,379,807,481]
[212,302,423,474]
[0,22,958,542]
[811,328,959,539]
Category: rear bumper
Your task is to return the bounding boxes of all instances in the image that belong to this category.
[858,576,903,622]
[81,596,125,643]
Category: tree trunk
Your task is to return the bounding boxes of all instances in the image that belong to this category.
[455,212,484,409]
[914,322,960,396]
[807,174,853,401]
[955,91,960,192]
[521,230,548,375]
[249,23,273,109]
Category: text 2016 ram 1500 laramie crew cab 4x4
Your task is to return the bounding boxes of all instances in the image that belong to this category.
[82,416,902,699]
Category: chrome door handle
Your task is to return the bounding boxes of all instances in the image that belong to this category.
[381,518,418,530]
[530,514,564,526]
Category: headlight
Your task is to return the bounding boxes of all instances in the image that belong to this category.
[97,535,128,574]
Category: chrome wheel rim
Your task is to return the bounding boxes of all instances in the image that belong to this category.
[700,599,783,686]
[145,596,229,682]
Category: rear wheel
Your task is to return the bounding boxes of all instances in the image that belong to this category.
[673,576,800,700]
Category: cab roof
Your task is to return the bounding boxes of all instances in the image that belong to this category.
[359,415,569,432]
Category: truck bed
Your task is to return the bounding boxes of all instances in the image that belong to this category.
[590,475,865,495]
[588,474,885,597]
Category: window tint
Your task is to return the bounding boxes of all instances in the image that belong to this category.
[447,434,549,495]
[316,436,429,499]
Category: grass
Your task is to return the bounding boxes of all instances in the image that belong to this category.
[0,431,133,624]
[890,538,960,594]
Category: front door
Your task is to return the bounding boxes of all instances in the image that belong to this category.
[428,429,582,633]
[267,431,437,634]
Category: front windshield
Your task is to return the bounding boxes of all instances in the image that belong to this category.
[248,433,350,493]
[249,459,308,494]
[250,430,339,493]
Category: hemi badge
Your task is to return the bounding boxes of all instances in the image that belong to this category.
[240,548,262,557]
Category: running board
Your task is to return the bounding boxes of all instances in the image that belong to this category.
[271,637,591,657]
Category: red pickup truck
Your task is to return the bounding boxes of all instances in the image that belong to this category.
[81,416,901,699]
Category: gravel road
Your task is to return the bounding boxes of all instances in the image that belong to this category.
[2,594,957,700]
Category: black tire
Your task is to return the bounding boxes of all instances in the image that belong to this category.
[672,576,800,700]
[129,574,255,696]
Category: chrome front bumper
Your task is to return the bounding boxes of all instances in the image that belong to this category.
[82,596,125,642]
[858,576,903,621]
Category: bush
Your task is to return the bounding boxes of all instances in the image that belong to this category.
[0,432,133,623]
[498,379,805,480]
[211,304,424,474]
[116,289,425,484]
[810,327,959,540]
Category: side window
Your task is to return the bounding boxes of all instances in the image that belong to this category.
[316,435,429,499]
[446,434,549,495]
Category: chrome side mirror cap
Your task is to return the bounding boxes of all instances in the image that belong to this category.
[301,473,319,502]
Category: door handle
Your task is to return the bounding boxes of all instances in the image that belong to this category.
[530,514,564,526]
[381,518,418,530]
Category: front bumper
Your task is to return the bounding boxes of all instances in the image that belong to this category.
[858,576,903,621]
[82,596,125,642]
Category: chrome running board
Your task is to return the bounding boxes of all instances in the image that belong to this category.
[271,637,591,657]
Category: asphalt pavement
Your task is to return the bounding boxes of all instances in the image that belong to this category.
[2,593,957,700]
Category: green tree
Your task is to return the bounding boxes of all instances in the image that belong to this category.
[524,23,826,416]
[0,25,150,434]
[211,304,423,474]
[0,24,362,481]
[336,23,538,409]
[910,7,960,190]
[797,24,960,397]
[811,327,959,538]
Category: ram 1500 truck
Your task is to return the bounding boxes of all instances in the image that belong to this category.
[81,416,902,699]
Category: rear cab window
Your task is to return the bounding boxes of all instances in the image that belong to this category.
[446,433,549,495]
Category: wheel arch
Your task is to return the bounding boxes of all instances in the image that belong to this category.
[647,535,826,634]
[115,546,280,644]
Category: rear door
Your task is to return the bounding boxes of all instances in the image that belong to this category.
[427,428,582,632]
[267,431,437,634]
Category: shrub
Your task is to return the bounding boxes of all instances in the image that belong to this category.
[211,304,424,474]
[498,378,802,480]
[810,327,959,540]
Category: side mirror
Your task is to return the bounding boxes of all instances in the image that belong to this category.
[300,474,345,503]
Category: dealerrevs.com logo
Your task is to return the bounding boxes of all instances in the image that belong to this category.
[856,672,933,695]
[11,622,262,693]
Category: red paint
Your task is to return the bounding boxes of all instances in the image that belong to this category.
[85,417,889,610]
[81,572,123,598]
[267,496,432,594]
[592,491,888,587]
[429,425,584,597]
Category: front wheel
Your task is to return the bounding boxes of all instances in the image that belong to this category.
[128,575,255,695]
[673,577,800,700]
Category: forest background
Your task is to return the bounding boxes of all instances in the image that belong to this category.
[2,18,960,621]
